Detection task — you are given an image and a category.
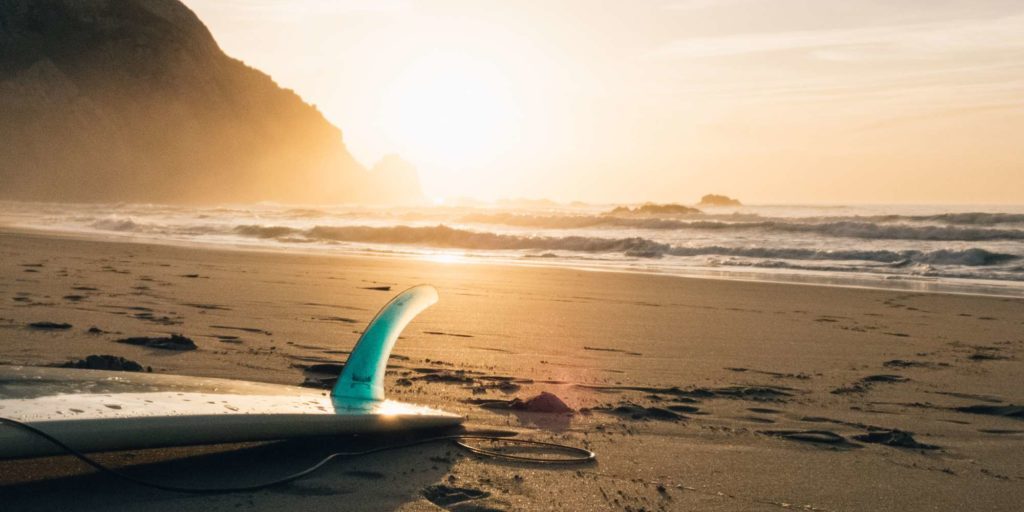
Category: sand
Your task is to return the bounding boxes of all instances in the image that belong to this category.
[0,228,1022,510]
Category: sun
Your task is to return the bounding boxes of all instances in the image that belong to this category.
[381,53,518,173]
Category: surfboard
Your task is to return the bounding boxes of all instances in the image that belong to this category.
[0,285,463,460]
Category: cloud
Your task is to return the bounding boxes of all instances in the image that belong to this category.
[651,13,1024,60]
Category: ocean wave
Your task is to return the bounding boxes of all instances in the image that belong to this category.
[90,217,140,231]
[901,212,1024,225]
[232,224,1018,266]
[746,212,1024,226]
[459,213,1024,241]
[763,221,1024,241]
[702,258,1024,282]
[234,223,689,257]
[664,246,1017,266]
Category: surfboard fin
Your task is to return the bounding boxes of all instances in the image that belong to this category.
[332,285,439,402]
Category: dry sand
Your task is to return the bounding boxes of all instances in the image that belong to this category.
[0,228,1022,510]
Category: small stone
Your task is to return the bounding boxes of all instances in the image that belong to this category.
[61,355,144,372]
[509,391,574,413]
[115,334,197,350]
[29,321,72,330]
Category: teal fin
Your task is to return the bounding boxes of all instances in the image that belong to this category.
[332,285,438,402]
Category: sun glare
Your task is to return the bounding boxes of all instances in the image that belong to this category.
[381,53,518,173]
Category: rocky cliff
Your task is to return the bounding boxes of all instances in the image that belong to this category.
[0,0,421,204]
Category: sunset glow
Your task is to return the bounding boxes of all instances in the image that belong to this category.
[380,53,519,172]
[183,1,1024,204]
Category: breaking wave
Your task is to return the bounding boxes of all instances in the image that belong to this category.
[896,212,1024,225]
[233,224,1018,267]
[459,214,1024,241]
[90,217,141,231]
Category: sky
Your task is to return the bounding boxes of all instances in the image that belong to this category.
[183,0,1024,204]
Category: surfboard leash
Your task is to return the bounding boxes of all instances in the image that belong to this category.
[0,417,595,494]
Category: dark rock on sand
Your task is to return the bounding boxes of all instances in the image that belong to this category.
[509,392,574,413]
[862,374,910,383]
[472,380,522,394]
[725,367,812,380]
[132,311,182,326]
[182,303,231,311]
[462,391,570,414]
[832,374,909,394]
[362,286,392,292]
[28,321,72,330]
[762,430,858,448]
[306,363,345,374]
[605,403,683,421]
[60,355,146,372]
[832,384,868,394]
[706,385,795,400]
[853,429,939,450]
[586,399,687,420]
[414,369,479,384]
[667,404,701,413]
[955,404,1024,420]
[115,334,197,350]
[968,349,1009,361]
[883,359,940,368]
[211,325,272,335]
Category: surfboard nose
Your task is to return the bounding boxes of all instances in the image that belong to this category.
[332,285,439,402]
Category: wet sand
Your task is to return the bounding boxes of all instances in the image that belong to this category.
[0,228,1022,510]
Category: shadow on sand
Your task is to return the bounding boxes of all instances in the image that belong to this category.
[0,428,462,511]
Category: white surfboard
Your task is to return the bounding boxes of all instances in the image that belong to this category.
[0,285,462,460]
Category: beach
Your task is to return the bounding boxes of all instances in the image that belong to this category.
[0,227,1021,510]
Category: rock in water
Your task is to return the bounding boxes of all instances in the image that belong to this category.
[698,194,742,207]
[607,203,702,215]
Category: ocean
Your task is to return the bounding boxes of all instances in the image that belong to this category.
[3,201,1024,297]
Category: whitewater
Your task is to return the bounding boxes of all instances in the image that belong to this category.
[3,201,1024,297]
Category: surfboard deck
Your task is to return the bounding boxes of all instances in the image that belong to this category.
[0,365,460,459]
[0,285,463,460]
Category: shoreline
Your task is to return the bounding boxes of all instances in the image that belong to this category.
[3,224,1022,300]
